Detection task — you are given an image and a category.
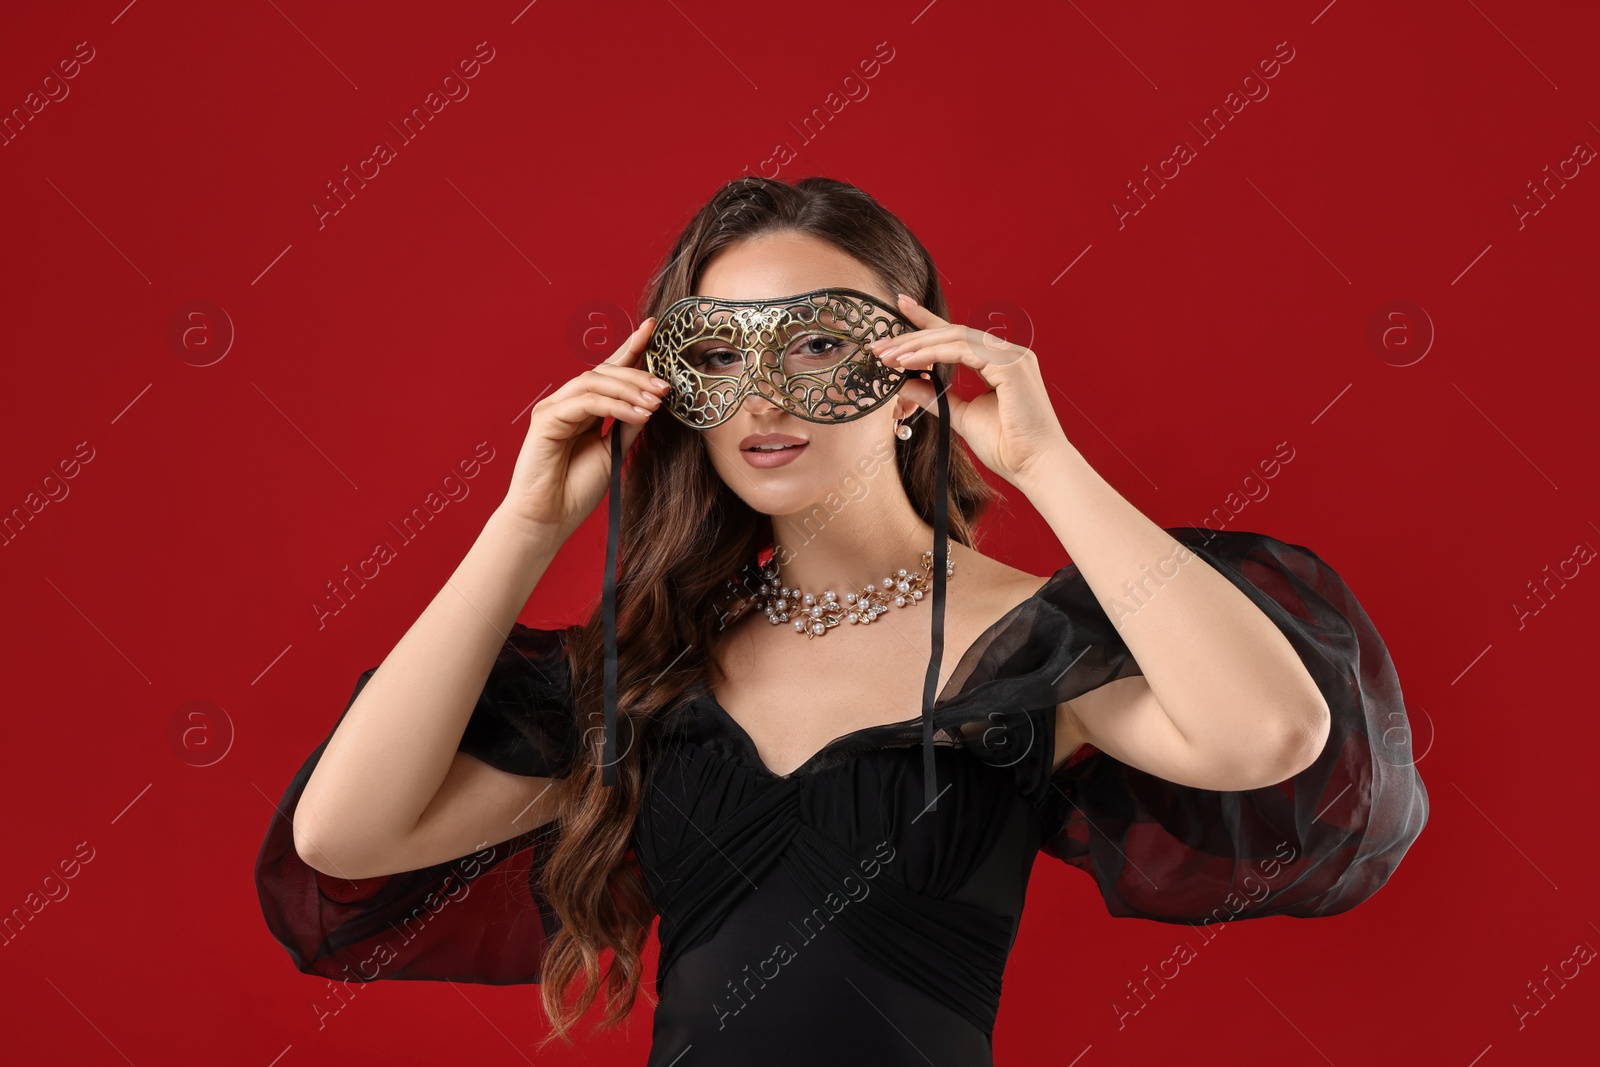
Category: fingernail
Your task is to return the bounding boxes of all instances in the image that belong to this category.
[632,404,650,413]
[651,377,670,390]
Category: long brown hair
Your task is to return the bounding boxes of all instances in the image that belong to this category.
[533,175,1002,1046]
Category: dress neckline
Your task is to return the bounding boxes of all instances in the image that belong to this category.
[694,564,1073,780]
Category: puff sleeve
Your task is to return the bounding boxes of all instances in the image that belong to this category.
[254,623,584,984]
[961,527,1429,924]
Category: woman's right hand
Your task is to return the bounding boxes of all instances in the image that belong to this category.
[497,316,670,541]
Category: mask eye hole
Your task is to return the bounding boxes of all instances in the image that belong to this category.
[685,339,744,372]
[783,332,855,370]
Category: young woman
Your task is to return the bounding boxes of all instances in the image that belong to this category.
[256,176,1428,1065]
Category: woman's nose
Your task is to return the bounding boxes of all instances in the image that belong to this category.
[738,389,782,415]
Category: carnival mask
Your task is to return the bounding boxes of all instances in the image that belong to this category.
[641,286,928,428]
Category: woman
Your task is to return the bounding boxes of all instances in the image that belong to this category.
[256,176,1428,1065]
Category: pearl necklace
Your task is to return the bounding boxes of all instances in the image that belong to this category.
[755,550,957,637]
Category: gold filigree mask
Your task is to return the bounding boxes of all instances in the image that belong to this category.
[641,286,926,427]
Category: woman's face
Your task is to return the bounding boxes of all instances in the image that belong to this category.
[691,230,913,518]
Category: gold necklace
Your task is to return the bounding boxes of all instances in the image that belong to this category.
[753,550,957,638]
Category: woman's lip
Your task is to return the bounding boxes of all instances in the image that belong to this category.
[741,442,808,468]
[740,435,809,449]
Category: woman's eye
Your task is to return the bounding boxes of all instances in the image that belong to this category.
[801,336,842,356]
[787,336,844,361]
[708,349,743,368]
[690,346,743,369]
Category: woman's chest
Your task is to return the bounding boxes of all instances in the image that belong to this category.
[634,707,1043,912]
[704,573,1045,778]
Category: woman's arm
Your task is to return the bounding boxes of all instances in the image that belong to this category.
[292,505,567,880]
[1024,445,1331,793]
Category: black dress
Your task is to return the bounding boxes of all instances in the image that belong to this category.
[255,527,1429,1064]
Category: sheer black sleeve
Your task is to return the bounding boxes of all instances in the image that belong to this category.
[958,527,1429,924]
[254,623,586,984]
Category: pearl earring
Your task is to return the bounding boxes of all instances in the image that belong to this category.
[895,417,913,441]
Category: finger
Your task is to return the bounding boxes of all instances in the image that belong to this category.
[874,323,966,360]
[882,338,996,376]
[609,404,649,457]
[591,362,674,401]
[897,375,969,433]
[542,390,659,433]
[593,367,670,409]
[895,292,949,329]
[550,367,667,412]
[602,316,658,366]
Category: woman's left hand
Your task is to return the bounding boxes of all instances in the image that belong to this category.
[875,293,1074,487]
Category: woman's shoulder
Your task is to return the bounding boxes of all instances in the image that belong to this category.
[953,548,1057,612]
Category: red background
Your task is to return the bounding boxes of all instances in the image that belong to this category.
[3,1,1595,1063]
